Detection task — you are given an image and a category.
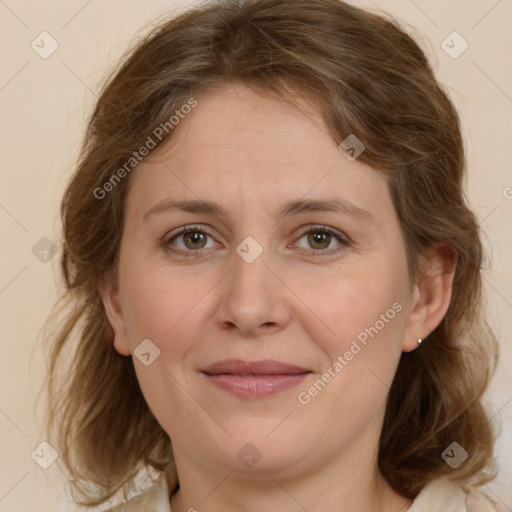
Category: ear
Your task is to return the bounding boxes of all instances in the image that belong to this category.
[402,244,457,353]
[96,274,132,356]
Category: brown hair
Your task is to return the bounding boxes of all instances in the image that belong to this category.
[46,0,498,506]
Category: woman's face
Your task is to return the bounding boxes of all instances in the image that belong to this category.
[104,83,422,479]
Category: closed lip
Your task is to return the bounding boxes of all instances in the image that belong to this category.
[200,359,311,375]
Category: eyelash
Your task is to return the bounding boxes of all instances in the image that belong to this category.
[164,224,350,258]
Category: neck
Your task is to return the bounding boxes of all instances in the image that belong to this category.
[169,445,412,512]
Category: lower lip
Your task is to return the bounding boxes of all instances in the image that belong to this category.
[203,373,310,398]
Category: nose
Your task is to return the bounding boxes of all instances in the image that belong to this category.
[215,239,291,337]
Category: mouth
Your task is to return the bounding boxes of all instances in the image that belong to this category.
[200,359,312,398]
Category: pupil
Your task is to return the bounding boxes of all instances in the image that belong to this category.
[186,232,205,248]
[310,232,329,248]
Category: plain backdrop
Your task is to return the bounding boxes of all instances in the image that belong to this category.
[1,1,511,511]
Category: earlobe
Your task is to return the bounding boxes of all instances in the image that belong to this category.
[402,245,457,353]
[96,276,132,356]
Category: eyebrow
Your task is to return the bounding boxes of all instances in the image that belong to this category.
[142,197,374,222]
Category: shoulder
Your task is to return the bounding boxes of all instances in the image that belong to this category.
[105,472,172,512]
[409,479,504,512]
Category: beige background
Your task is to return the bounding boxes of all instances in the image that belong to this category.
[0,0,511,510]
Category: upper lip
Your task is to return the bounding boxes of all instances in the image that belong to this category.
[201,359,311,375]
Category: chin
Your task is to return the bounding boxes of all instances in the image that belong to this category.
[212,428,309,475]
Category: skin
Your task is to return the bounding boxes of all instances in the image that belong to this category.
[100,82,455,512]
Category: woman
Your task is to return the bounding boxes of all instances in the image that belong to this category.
[46,0,501,510]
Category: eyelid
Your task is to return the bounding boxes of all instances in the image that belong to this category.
[165,223,349,242]
[164,224,215,242]
[293,224,350,244]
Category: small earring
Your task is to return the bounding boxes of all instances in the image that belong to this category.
[417,338,423,345]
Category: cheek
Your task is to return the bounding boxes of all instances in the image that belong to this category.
[310,262,407,349]
[117,259,209,436]
[118,256,215,347]
[304,261,408,402]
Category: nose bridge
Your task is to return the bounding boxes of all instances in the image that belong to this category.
[230,234,272,304]
[217,233,288,334]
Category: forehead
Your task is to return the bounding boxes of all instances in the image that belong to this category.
[125,82,392,222]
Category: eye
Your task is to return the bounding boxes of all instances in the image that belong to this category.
[293,225,350,256]
[164,224,350,258]
[165,225,218,255]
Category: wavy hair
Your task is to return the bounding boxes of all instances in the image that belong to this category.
[45,0,498,506]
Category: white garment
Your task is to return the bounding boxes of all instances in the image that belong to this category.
[108,471,504,511]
